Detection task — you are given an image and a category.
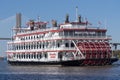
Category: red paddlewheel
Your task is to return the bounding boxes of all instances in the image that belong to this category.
[77,42,111,59]
[103,60,108,65]
[88,60,92,65]
[83,60,88,65]
[90,60,95,66]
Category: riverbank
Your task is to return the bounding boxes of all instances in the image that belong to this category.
[0,56,4,60]
[113,50,120,59]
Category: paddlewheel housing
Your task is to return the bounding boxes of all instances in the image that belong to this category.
[77,41,112,65]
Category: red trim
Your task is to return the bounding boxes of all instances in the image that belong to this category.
[15,31,48,37]
[8,38,111,45]
[14,28,106,37]
[14,29,63,37]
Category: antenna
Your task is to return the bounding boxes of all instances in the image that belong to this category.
[38,16,40,22]
[104,19,107,29]
[76,6,78,22]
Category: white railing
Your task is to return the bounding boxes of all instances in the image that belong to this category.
[7,35,111,44]
[6,47,76,53]
[61,25,105,30]
[16,25,106,35]
[17,27,59,35]
[71,40,85,59]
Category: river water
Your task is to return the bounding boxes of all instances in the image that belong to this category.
[0,60,120,80]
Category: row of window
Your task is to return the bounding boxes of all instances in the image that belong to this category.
[18,31,106,41]
[64,31,106,37]
[19,32,60,41]
[12,53,47,59]
[8,42,75,50]
[20,34,44,41]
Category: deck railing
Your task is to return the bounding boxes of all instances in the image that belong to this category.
[7,35,111,44]
[7,47,76,52]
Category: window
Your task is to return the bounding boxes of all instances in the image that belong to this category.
[26,36,28,40]
[17,54,19,58]
[65,43,69,47]
[39,44,41,49]
[26,45,28,50]
[23,53,25,59]
[57,43,60,47]
[43,44,44,48]
[28,36,30,40]
[37,35,39,39]
[19,54,21,59]
[29,44,30,49]
[34,53,36,59]
[31,54,33,59]
[44,53,47,58]
[64,31,68,36]
[37,53,42,59]
[31,36,33,39]
[31,43,33,49]
[37,42,39,49]
[13,53,16,57]
[34,43,36,49]
[23,44,25,50]
[71,43,74,47]
[26,54,29,59]
[21,54,23,59]
[34,35,36,39]
[69,31,73,36]
[28,54,31,59]
[102,32,105,36]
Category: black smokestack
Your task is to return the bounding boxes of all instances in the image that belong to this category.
[78,15,81,23]
[29,20,35,30]
[65,14,69,23]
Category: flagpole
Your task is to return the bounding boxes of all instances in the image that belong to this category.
[76,6,78,22]
[104,19,107,29]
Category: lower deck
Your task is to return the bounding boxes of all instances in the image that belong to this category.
[8,58,118,66]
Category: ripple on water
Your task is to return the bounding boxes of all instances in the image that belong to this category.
[0,60,120,80]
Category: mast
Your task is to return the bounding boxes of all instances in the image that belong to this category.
[38,16,40,22]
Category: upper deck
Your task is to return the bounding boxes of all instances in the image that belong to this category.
[9,14,111,44]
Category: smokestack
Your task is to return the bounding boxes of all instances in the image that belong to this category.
[65,14,69,23]
[29,20,35,30]
[78,15,81,23]
[16,13,21,34]
[16,13,21,28]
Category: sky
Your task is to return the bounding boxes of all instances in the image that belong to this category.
[0,0,120,56]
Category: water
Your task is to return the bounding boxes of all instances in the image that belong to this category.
[0,60,120,80]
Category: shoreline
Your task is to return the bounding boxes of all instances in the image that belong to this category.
[0,56,4,60]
